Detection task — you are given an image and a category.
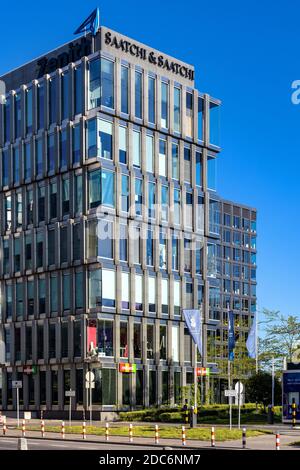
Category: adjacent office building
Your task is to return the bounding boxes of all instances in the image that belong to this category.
[0,25,257,416]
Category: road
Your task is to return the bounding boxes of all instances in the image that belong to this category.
[0,436,162,450]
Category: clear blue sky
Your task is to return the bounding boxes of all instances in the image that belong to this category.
[0,0,299,316]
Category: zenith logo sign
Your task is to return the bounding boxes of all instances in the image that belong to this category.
[36,37,92,78]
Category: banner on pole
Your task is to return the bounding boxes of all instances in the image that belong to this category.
[183,309,202,356]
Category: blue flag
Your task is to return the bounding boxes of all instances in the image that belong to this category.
[74,8,100,36]
[228,310,235,361]
[246,313,257,359]
[183,309,202,356]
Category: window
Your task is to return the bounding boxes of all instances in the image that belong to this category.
[135,274,143,311]
[146,134,153,172]
[35,137,43,176]
[134,323,142,358]
[186,92,193,137]
[61,72,69,121]
[14,93,21,139]
[38,186,45,222]
[5,284,12,319]
[62,177,70,216]
[2,149,9,186]
[161,185,168,222]
[73,223,82,261]
[3,239,10,274]
[75,272,83,309]
[133,130,141,167]
[148,277,156,312]
[98,219,113,259]
[37,82,44,130]
[16,282,23,320]
[161,278,168,314]
[47,134,55,172]
[14,237,21,272]
[50,181,57,219]
[37,325,44,359]
[102,269,115,307]
[172,325,179,362]
[48,229,55,265]
[173,189,181,225]
[185,282,193,309]
[49,324,56,359]
[36,232,43,268]
[207,156,216,191]
[159,231,167,269]
[16,192,22,228]
[172,143,179,180]
[89,269,101,308]
[75,174,83,213]
[4,194,12,231]
[198,96,204,141]
[146,229,154,265]
[209,200,220,235]
[24,142,31,180]
[209,101,220,146]
[99,119,112,159]
[160,325,167,360]
[89,58,100,109]
[121,66,129,114]
[89,169,101,209]
[184,147,191,183]
[63,273,71,311]
[207,243,217,278]
[159,139,166,177]
[172,232,179,271]
[50,275,58,313]
[74,65,82,115]
[196,151,202,186]
[101,170,115,207]
[86,118,97,159]
[121,272,129,309]
[97,320,113,356]
[119,126,127,163]
[121,174,129,212]
[72,124,80,164]
[38,278,46,314]
[13,146,20,184]
[147,324,154,359]
[135,71,143,119]
[120,321,128,357]
[148,183,156,219]
[119,224,128,262]
[185,192,193,228]
[161,82,169,128]
[49,77,56,125]
[148,76,155,123]
[60,128,68,168]
[26,88,33,134]
[135,178,143,216]
[101,58,114,109]
[60,226,68,264]
[174,87,181,133]
[3,98,10,143]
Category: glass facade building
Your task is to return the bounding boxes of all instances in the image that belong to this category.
[0,26,256,416]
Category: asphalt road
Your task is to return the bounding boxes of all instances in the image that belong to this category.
[0,436,160,450]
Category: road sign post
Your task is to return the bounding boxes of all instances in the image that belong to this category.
[85,371,95,427]
[65,390,75,428]
[12,381,22,427]
[235,381,244,429]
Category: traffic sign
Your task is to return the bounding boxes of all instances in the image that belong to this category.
[65,390,76,397]
[225,390,237,397]
[85,381,95,389]
[85,371,95,382]
[12,381,22,389]
[235,381,244,394]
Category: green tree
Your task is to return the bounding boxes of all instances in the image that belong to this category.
[245,371,281,409]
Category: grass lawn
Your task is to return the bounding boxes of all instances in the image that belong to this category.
[23,425,269,441]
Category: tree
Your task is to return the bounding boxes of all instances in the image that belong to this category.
[245,372,281,409]
[258,309,300,370]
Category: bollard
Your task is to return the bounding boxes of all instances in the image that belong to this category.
[41,419,45,438]
[105,422,109,441]
[129,423,133,443]
[17,437,28,450]
[276,431,280,451]
[3,416,6,436]
[61,421,65,439]
[182,426,186,446]
[155,424,159,444]
[82,421,87,440]
[242,427,246,449]
[22,419,26,438]
[211,427,215,447]
[292,401,297,428]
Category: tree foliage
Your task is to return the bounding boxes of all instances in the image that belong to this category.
[245,372,281,409]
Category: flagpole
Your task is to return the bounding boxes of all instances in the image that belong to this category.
[255,309,258,373]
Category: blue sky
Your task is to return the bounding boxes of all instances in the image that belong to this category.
[0,0,299,317]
